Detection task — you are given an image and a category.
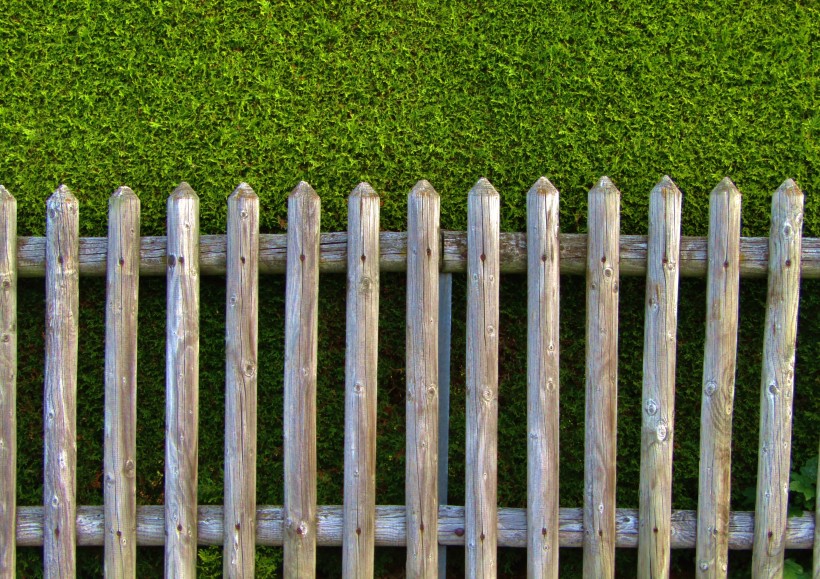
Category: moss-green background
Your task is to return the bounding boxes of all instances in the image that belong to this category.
[2,0,818,576]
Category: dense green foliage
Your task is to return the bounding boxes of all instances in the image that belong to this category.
[2,0,818,575]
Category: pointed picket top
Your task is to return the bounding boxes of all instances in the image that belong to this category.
[469,177,498,197]
[527,176,559,198]
[775,178,801,199]
[289,180,318,200]
[170,181,198,200]
[652,175,682,199]
[350,181,378,198]
[410,179,438,198]
[110,185,137,199]
[590,176,619,197]
[229,182,257,200]
[711,176,739,197]
[0,185,13,203]
[48,183,76,205]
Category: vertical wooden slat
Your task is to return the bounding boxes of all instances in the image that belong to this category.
[224,183,259,578]
[0,186,16,578]
[583,176,620,579]
[526,177,560,579]
[696,177,741,578]
[405,180,440,577]
[752,179,804,577]
[638,176,682,579]
[104,186,140,578]
[44,185,80,578]
[283,181,320,577]
[815,442,820,579]
[465,177,500,578]
[342,182,380,578]
[165,182,200,578]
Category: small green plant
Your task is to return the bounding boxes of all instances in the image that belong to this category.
[783,558,810,579]
[788,455,817,517]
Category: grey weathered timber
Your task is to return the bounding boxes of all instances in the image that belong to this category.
[44,185,80,578]
[103,187,140,579]
[526,177,560,579]
[752,180,804,578]
[465,178,500,578]
[0,186,16,579]
[405,180,440,577]
[583,177,620,579]
[164,183,201,578]
[342,183,380,578]
[696,178,742,579]
[815,445,819,579]
[10,231,820,279]
[224,184,259,579]
[637,177,682,579]
[14,505,817,550]
[283,182,320,578]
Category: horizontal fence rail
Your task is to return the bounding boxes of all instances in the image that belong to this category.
[1,175,818,578]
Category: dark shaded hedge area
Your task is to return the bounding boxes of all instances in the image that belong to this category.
[2,0,818,576]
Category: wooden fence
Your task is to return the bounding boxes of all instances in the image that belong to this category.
[0,175,817,578]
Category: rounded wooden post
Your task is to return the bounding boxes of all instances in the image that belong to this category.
[283,181,320,577]
[465,177,500,578]
[583,176,620,579]
[164,182,200,578]
[224,183,259,578]
[342,182,380,578]
[526,177,560,578]
[104,186,140,578]
[44,185,80,578]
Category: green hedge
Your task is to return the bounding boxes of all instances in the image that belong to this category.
[2,0,818,575]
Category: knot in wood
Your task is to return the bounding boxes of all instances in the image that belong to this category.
[704,380,717,397]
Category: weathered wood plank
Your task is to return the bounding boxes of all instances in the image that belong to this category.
[103,187,140,579]
[815,442,820,578]
[696,178,742,578]
[638,177,682,579]
[526,177,560,579]
[752,180,804,578]
[342,183,380,578]
[0,186,16,579]
[224,183,259,578]
[14,232,820,279]
[405,180,440,577]
[466,178,500,578]
[43,185,80,578]
[164,182,201,578]
[13,505,817,550]
[283,181,320,578]
[583,177,620,578]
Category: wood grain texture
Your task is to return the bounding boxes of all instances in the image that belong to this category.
[696,178,742,579]
[638,177,682,579]
[583,177,620,579]
[103,187,140,579]
[224,183,259,578]
[283,181,320,577]
[752,180,804,578]
[0,186,15,579]
[465,178,500,578]
[14,505,816,550]
[815,439,819,579]
[164,182,201,578]
[405,180,440,577]
[43,185,80,578]
[342,183,380,578]
[526,177,560,579]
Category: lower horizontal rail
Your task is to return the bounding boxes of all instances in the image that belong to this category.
[14,506,815,550]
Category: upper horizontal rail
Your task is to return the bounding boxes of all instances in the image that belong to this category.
[14,231,820,278]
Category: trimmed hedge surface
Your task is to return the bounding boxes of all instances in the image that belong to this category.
[2,0,818,575]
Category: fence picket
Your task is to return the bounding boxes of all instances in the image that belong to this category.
[103,187,140,578]
[224,183,259,578]
[283,181,320,577]
[526,177,560,579]
[342,183,380,578]
[405,180,440,577]
[637,177,682,579]
[44,185,80,578]
[0,186,15,579]
[465,178,500,578]
[752,180,804,577]
[696,178,742,578]
[583,177,620,579]
[164,182,201,578]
